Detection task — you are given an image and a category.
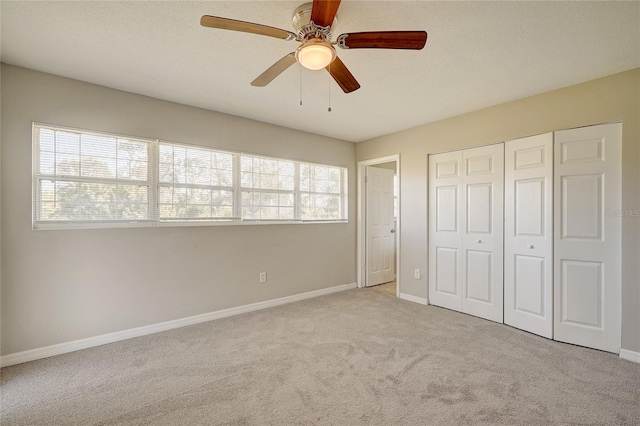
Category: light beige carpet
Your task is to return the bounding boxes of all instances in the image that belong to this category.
[2,288,639,425]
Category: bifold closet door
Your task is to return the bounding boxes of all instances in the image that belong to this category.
[554,123,622,353]
[428,151,463,312]
[461,144,504,323]
[429,144,504,323]
[504,134,553,338]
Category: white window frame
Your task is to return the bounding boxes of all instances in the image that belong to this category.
[157,142,237,222]
[299,163,347,222]
[32,123,348,230]
[239,154,297,222]
[32,123,158,228]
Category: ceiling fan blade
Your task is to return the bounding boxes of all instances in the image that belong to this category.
[310,0,341,28]
[337,31,427,50]
[326,56,360,93]
[200,16,297,41]
[251,53,298,87]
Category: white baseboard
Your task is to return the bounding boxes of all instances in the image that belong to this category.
[399,292,428,305]
[619,348,640,364]
[1,282,357,368]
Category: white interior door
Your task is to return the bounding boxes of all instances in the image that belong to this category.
[554,123,622,353]
[504,133,553,338]
[428,151,463,311]
[366,166,396,287]
[462,144,504,323]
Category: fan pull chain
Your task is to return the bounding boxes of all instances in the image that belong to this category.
[299,65,303,106]
[328,62,332,112]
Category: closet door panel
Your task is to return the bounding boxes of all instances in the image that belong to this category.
[461,144,504,323]
[554,123,621,353]
[504,133,553,338]
[429,151,463,311]
[465,250,492,303]
[435,247,458,295]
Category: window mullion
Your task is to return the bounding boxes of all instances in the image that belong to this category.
[341,168,347,220]
[35,174,150,187]
[53,129,57,213]
[33,126,41,223]
[233,153,242,221]
[149,140,159,222]
[78,133,83,179]
[161,182,233,192]
[294,162,301,220]
[247,188,294,195]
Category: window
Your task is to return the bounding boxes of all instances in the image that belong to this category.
[34,126,152,223]
[241,156,295,221]
[33,124,347,228]
[300,164,344,221]
[158,144,235,221]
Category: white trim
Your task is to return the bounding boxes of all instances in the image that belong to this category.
[0,282,357,368]
[399,293,428,305]
[357,155,401,295]
[619,348,640,364]
[34,218,348,231]
[395,157,401,298]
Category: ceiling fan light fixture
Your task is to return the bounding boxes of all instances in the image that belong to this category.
[296,40,336,70]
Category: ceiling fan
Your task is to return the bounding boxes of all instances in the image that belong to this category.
[200,0,427,93]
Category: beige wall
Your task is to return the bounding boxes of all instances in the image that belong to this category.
[0,64,356,355]
[357,69,640,352]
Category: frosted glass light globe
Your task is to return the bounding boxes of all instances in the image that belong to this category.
[296,40,336,70]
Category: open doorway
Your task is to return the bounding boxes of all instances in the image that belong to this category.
[357,155,400,297]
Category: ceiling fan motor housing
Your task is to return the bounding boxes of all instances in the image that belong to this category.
[292,2,337,40]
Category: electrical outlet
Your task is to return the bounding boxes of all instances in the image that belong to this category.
[414,269,421,279]
[259,272,267,283]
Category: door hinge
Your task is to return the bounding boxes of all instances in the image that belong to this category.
[364,176,368,183]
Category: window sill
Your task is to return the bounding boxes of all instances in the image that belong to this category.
[32,219,348,231]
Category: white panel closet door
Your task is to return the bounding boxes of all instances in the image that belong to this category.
[366,166,396,286]
[554,123,621,353]
[504,133,553,338]
[428,151,463,311]
[461,144,504,323]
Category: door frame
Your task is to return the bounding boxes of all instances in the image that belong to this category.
[357,154,401,296]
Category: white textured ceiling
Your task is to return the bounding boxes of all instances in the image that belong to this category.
[1,1,639,142]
